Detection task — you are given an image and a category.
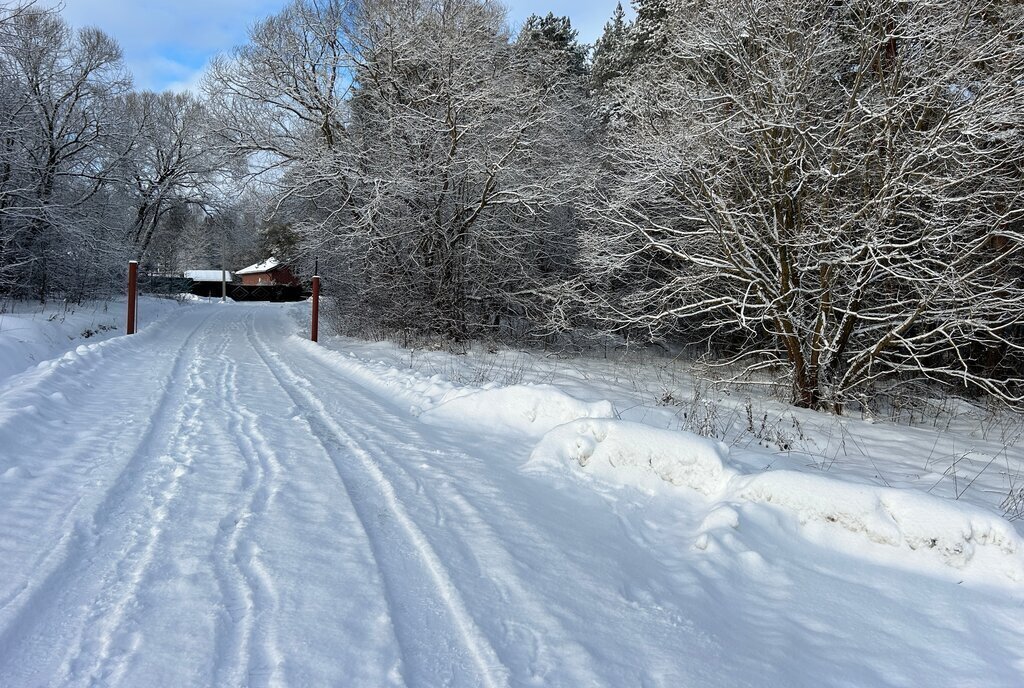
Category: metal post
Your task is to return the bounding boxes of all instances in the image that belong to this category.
[127,261,138,335]
[311,275,320,343]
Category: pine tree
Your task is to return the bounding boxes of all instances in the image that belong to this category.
[517,13,588,82]
[591,2,629,93]
[628,0,671,66]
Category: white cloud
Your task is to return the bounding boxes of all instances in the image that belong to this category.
[131,54,204,94]
[49,0,628,91]
[53,0,285,90]
[163,66,214,95]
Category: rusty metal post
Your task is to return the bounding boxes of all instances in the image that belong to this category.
[311,275,320,343]
[127,260,138,335]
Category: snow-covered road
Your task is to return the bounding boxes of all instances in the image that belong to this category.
[0,304,1021,687]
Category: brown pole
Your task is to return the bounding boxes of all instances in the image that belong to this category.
[127,260,138,335]
[311,275,320,343]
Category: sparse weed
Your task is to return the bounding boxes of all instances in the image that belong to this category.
[1001,486,1024,522]
[406,345,533,388]
[742,400,806,452]
[80,323,115,339]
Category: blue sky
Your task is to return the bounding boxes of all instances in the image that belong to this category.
[55,0,628,92]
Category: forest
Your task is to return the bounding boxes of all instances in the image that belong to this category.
[1,0,1022,412]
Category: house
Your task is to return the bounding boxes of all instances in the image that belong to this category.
[235,258,299,287]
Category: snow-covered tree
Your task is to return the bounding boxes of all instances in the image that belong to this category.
[627,0,672,66]
[0,7,132,299]
[122,91,228,263]
[591,2,630,93]
[518,13,588,82]
[204,0,357,278]
[205,0,353,161]
[336,0,582,339]
[586,0,1024,410]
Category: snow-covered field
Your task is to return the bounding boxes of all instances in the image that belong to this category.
[0,301,1021,686]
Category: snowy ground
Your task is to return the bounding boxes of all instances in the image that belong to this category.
[0,296,190,383]
[0,301,1021,686]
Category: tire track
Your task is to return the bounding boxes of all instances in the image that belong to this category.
[337,433,603,684]
[247,320,509,688]
[209,350,258,687]
[62,322,220,687]
[280,356,606,686]
[211,312,284,688]
[0,310,216,682]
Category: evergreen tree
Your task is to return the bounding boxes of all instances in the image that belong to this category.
[628,0,671,66]
[258,223,300,264]
[591,2,629,93]
[517,13,588,84]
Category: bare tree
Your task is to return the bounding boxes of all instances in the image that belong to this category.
[0,1,45,291]
[205,0,354,161]
[207,0,592,341]
[121,91,227,262]
[587,0,1024,410]
[0,7,131,298]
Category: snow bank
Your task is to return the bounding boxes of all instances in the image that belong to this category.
[530,419,1024,582]
[0,297,185,386]
[419,385,615,438]
[732,471,1022,575]
[529,419,732,494]
[0,316,65,382]
[292,336,616,437]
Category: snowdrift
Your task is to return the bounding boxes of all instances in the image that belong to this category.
[418,385,616,437]
[529,419,731,494]
[530,418,1024,582]
[731,471,1021,568]
[292,336,617,436]
[0,297,184,387]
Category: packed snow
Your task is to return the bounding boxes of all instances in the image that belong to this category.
[0,301,1021,686]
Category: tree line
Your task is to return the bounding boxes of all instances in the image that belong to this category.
[2,0,1022,412]
[211,0,1022,411]
[0,1,257,302]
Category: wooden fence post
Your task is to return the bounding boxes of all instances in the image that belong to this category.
[127,260,138,335]
[311,275,320,343]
